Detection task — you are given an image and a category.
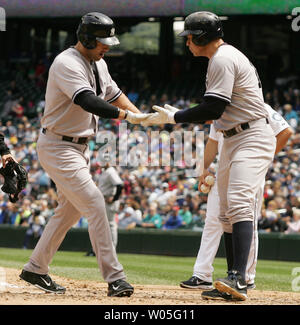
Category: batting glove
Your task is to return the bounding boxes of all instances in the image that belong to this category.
[164,104,180,113]
[125,111,150,124]
[141,105,176,126]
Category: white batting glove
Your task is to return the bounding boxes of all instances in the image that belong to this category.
[164,104,180,113]
[125,111,150,124]
[141,105,176,126]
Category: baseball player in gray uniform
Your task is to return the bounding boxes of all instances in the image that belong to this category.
[142,11,276,301]
[180,104,293,300]
[19,12,148,297]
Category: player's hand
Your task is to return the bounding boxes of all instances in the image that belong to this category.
[141,105,176,126]
[198,169,215,192]
[125,111,150,124]
[105,196,114,204]
[164,104,179,113]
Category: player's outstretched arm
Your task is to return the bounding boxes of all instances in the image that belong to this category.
[142,97,227,126]
[110,93,141,113]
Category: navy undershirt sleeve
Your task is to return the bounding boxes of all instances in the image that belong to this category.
[174,96,227,123]
[74,90,120,119]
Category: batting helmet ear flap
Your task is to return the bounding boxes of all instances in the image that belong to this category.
[192,30,223,46]
[76,27,97,49]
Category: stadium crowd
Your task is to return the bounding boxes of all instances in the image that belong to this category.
[0,54,299,249]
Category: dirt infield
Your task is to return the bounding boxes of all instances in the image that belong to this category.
[1,268,300,305]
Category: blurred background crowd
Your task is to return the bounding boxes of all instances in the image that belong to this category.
[0,50,299,247]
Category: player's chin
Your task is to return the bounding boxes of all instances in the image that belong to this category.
[94,53,104,61]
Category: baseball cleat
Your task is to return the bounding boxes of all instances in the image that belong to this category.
[201,288,235,301]
[19,269,66,294]
[107,279,134,297]
[180,276,213,289]
[214,270,248,301]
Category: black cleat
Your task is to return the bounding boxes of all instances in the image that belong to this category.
[202,288,235,301]
[107,279,134,297]
[19,269,66,294]
[214,270,247,301]
[180,276,213,289]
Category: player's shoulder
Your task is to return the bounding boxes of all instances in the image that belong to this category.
[53,48,85,69]
[214,44,239,60]
[210,44,239,69]
[213,44,248,65]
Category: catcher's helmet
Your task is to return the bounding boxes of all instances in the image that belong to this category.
[178,11,223,46]
[77,12,120,49]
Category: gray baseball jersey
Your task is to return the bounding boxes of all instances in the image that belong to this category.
[205,44,267,131]
[209,103,291,153]
[42,47,122,137]
[98,166,123,197]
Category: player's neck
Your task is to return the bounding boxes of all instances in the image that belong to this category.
[74,42,93,63]
[206,39,224,59]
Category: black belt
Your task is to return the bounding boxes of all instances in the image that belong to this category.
[222,118,269,138]
[42,128,88,145]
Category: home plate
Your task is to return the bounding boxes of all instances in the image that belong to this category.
[0,281,45,294]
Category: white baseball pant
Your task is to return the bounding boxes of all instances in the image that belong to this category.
[193,182,263,283]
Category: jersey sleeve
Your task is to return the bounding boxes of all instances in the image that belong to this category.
[204,56,235,104]
[100,61,122,103]
[265,105,290,136]
[105,75,122,103]
[53,58,95,102]
[108,167,123,186]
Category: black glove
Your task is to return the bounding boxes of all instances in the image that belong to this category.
[0,161,28,203]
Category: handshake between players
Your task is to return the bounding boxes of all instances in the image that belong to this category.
[123,104,180,126]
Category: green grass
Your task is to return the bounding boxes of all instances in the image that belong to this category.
[0,247,299,292]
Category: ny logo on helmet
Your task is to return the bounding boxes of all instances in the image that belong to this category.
[110,28,115,36]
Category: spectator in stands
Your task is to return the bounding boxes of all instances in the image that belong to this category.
[127,87,139,104]
[118,206,139,230]
[285,209,300,234]
[9,204,20,225]
[179,201,193,228]
[163,206,183,230]
[11,101,24,121]
[1,90,14,121]
[159,93,170,107]
[284,104,298,130]
[139,203,162,229]
[23,209,45,249]
[16,198,32,226]
[0,202,10,224]
[156,182,176,209]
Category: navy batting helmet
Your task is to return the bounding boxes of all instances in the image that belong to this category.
[77,12,120,49]
[178,11,223,46]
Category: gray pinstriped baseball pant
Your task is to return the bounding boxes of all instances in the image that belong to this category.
[23,130,126,283]
[217,120,276,233]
